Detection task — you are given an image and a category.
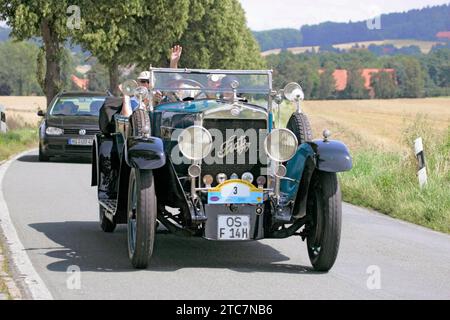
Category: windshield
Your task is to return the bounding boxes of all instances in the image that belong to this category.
[151,69,272,100]
[50,96,106,116]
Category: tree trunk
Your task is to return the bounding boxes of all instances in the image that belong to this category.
[109,63,119,96]
[41,19,61,106]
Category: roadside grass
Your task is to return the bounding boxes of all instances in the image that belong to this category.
[0,240,11,300]
[280,101,450,234]
[0,115,38,161]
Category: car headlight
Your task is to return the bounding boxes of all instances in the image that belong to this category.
[264,128,298,162]
[46,127,64,136]
[178,126,213,161]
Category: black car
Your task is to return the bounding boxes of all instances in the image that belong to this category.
[38,91,107,161]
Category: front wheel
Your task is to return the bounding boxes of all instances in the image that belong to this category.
[39,144,50,162]
[307,172,342,272]
[127,168,157,269]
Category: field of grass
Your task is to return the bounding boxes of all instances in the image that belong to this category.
[261,39,446,56]
[281,98,450,233]
[0,96,43,161]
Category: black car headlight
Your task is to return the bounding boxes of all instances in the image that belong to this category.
[178,126,213,161]
[264,128,298,162]
[46,127,64,136]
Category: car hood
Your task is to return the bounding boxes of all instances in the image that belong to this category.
[46,116,99,128]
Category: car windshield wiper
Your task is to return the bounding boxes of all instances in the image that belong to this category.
[51,113,69,116]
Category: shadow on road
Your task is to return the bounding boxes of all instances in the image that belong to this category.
[17,154,91,164]
[29,221,318,275]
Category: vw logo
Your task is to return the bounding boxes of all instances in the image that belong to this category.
[79,129,87,136]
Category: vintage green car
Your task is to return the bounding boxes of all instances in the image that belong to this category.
[91,68,352,271]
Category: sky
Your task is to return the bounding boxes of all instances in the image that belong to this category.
[239,0,450,31]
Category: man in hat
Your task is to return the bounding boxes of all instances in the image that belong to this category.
[120,45,183,117]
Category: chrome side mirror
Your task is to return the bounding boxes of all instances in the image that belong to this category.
[283,82,304,113]
[122,79,138,96]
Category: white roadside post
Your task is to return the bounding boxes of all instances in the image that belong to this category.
[414,137,427,188]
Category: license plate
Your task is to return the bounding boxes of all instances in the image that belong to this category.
[68,138,93,146]
[208,180,263,204]
[218,215,250,240]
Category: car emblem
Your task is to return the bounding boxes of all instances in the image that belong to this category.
[79,129,87,136]
[217,135,251,158]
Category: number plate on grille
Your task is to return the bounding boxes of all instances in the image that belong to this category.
[68,138,93,146]
[208,180,263,204]
[218,215,250,240]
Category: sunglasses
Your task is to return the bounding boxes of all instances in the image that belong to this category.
[139,80,150,84]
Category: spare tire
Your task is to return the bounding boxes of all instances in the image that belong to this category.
[131,109,151,136]
[286,112,313,145]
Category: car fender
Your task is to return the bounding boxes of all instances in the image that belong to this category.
[310,139,353,173]
[281,143,316,201]
[125,137,166,170]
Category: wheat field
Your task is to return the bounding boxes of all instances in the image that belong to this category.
[280,98,450,153]
[0,96,46,128]
[1,96,450,149]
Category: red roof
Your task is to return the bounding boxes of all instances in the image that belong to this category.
[71,75,89,91]
[319,69,395,91]
[436,31,450,40]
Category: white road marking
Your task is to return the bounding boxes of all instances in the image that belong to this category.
[0,149,53,300]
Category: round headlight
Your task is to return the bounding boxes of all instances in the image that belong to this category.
[264,129,298,162]
[178,126,213,161]
[46,127,64,136]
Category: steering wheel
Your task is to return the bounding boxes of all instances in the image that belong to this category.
[166,78,207,101]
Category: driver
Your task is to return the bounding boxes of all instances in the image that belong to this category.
[120,45,183,117]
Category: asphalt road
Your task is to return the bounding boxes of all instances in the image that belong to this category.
[2,150,450,300]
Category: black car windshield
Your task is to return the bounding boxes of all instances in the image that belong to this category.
[50,96,106,116]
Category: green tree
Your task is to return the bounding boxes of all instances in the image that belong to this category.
[318,67,336,99]
[394,57,425,98]
[86,62,109,92]
[371,71,397,99]
[76,0,190,94]
[0,0,74,103]
[179,0,264,69]
[0,41,42,95]
[343,61,369,99]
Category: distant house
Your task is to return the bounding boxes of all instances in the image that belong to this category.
[319,68,396,98]
[436,31,450,41]
[71,75,89,91]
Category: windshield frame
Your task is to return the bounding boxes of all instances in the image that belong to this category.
[149,68,273,95]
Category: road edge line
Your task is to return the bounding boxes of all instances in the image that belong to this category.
[0,149,54,300]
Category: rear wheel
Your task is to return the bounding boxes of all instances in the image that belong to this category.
[127,168,157,269]
[307,172,342,272]
[286,112,313,145]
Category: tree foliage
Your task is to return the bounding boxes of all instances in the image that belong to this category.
[0,41,42,95]
[179,0,264,69]
[253,28,302,52]
[0,0,75,103]
[371,71,397,99]
[76,0,190,93]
